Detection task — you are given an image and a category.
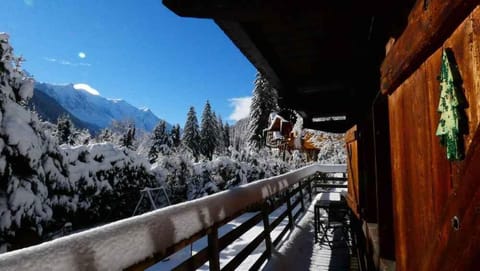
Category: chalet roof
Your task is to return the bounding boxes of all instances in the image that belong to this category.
[163,0,415,132]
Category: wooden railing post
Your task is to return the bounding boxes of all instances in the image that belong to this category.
[286,189,294,230]
[308,178,313,202]
[262,202,272,260]
[299,181,305,212]
[208,227,220,271]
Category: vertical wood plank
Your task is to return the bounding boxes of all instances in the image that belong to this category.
[262,203,272,260]
[372,94,396,260]
[208,228,220,271]
[286,189,294,230]
[299,181,305,212]
[388,6,480,270]
[346,125,360,218]
[307,179,313,203]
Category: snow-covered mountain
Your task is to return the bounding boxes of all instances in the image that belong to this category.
[34,82,169,132]
[29,87,101,132]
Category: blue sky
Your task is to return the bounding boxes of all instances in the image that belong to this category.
[0,0,256,126]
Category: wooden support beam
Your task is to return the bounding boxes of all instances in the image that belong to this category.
[380,0,479,94]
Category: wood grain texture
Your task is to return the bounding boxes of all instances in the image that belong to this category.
[372,95,396,260]
[421,7,480,270]
[388,6,480,271]
[346,126,360,219]
[389,60,441,271]
[381,0,479,94]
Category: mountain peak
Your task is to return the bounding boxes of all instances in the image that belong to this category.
[73,83,100,96]
[139,106,151,112]
[34,82,170,133]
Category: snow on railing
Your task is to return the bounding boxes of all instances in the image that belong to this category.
[0,163,346,271]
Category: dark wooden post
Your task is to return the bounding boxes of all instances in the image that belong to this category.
[286,189,294,230]
[308,178,313,203]
[262,202,272,259]
[208,227,220,271]
[299,181,305,213]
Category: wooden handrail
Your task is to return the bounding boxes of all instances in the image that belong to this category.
[0,163,346,271]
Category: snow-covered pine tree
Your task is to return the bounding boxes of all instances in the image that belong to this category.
[231,117,249,151]
[170,124,181,148]
[200,101,218,160]
[121,124,136,149]
[96,128,113,143]
[224,122,231,149]
[56,114,74,145]
[182,106,201,161]
[151,149,192,204]
[148,120,170,163]
[0,33,71,249]
[55,115,90,145]
[215,114,225,154]
[248,72,279,149]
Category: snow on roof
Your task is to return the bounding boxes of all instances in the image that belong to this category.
[264,112,289,132]
[0,163,346,271]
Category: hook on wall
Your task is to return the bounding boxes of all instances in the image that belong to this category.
[451,216,460,231]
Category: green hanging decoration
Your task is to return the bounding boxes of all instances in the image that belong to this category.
[436,49,464,161]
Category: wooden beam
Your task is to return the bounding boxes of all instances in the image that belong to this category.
[163,1,353,20]
[380,0,479,94]
[163,0,404,19]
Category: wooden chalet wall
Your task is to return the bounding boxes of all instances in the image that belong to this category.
[347,98,395,269]
[346,126,360,219]
[386,5,480,271]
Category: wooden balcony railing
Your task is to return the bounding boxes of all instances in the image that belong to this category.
[0,163,346,271]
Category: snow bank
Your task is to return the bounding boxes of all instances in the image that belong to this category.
[0,163,345,270]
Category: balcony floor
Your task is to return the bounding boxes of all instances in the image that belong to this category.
[263,194,359,271]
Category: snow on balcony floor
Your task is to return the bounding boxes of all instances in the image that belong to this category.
[150,193,354,271]
[263,196,353,271]
[148,203,299,270]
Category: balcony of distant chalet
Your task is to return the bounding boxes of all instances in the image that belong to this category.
[0,163,364,271]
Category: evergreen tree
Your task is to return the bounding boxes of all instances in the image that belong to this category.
[56,115,74,144]
[248,72,279,149]
[200,101,217,160]
[56,115,90,145]
[122,124,136,149]
[0,34,70,245]
[182,106,201,161]
[97,128,113,143]
[224,122,231,149]
[231,118,249,151]
[148,120,170,163]
[215,114,225,154]
[170,124,181,148]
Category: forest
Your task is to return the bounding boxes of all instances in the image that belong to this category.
[0,33,345,252]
